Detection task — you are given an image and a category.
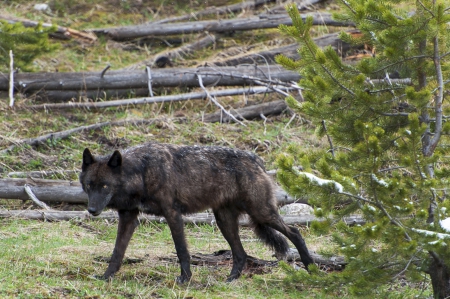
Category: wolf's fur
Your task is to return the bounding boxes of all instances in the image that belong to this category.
[80,142,313,282]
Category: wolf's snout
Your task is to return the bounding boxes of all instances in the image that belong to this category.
[88,207,100,216]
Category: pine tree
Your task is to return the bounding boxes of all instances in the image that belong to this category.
[0,21,57,72]
[276,1,450,298]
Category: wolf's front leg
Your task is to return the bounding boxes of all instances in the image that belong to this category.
[164,209,192,283]
[102,209,139,279]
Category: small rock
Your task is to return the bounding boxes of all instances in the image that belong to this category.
[34,4,50,12]
[279,203,314,216]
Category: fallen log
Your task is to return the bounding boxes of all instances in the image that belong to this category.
[0,209,365,227]
[202,100,288,123]
[28,88,149,103]
[147,0,275,25]
[145,0,322,25]
[264,0,325,15]
[0,178,87,204]
[285,249,347,270]
[211,32,351,66]
[122,34,217,70]
[93,13,353,41]
[6,169,308,204]
[7,170,78,178]
[1,66,301,99]
[163,248,346,271]
[0,178,302,206]
[27,86,284,110]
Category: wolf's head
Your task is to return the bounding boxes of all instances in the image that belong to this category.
[80,148,122,216]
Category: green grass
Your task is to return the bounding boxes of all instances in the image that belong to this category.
[0,219,318,299]
[0,219,430,298]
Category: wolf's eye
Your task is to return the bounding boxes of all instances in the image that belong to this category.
[103,185,107,189]
[86,184,90,190]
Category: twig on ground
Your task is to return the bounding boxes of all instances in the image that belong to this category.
[24,184,51,210]
[146,66,154,97]
[100,64,110,78]
[9,50,14,108]
[260,113,268,135]
[284,113,297,130]
[0,119,158,154]
[196,74,247,126]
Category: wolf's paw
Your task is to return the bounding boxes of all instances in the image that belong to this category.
[92,272,114,281]
[176,274,191,284]
[226,273,240,283]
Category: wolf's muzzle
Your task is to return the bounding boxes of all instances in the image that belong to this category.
[87,207,101,216]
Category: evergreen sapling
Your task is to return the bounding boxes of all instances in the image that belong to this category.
[276,1,450,297]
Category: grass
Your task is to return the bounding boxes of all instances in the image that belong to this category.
[0,219,431,298]
[0,219,315,299]
[0,0,434,298]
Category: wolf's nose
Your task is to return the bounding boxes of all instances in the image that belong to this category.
[87,207,98,215]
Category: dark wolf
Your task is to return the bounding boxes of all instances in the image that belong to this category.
[80,142,313,282]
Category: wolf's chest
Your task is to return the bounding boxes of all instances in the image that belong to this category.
[137,200,163,216]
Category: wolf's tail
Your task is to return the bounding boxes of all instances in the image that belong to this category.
[251,221,289,257]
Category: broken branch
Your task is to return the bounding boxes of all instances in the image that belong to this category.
[197,74,247,126]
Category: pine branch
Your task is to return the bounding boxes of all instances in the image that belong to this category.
[374,55,429,74]
[339,0,357,15]
[340,191,377,206]
[392,249,421,280]
[320,64,355,96]
[322,120,335,157]
[417,0,435,16]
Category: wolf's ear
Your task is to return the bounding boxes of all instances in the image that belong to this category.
[108,150,122,168]
[82,148,95,171]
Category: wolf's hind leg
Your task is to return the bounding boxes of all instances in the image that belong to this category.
[264,216,313,269]
[103,209,139,279]
[213,207,247,282]
[247,206,314,270]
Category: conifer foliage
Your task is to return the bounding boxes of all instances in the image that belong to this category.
[276,1,450,297]
[0,21,57,72]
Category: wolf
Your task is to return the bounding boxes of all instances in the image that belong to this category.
[80,142,313,283]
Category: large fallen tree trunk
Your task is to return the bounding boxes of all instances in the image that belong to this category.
[164,248,347,271]
[0,178,87,203]
[202,100,287,123]
[27,86,286,110]
[211,32,352,66]
[92,13,353,41]
[144,0,323,25]
[146,0,276,25]
[27,88,150,103]
[122,34,217,71]
[1,65,301,101]
[0,177,304,206]
[266,0,324,14]
[0,209,364,227]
